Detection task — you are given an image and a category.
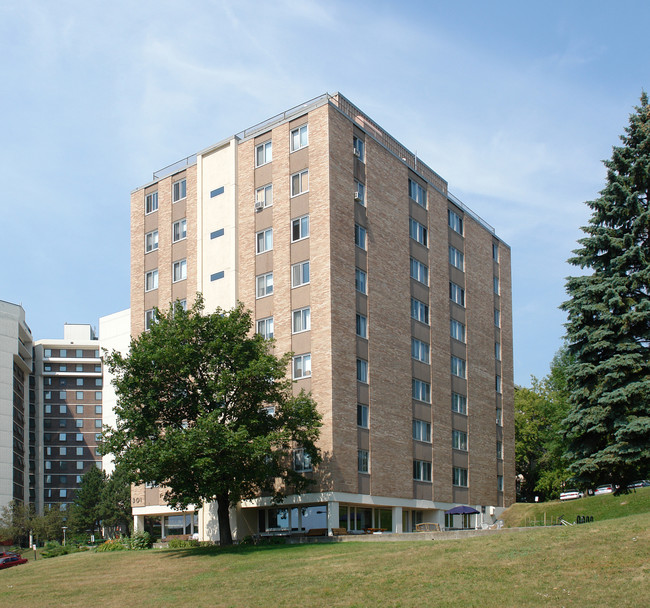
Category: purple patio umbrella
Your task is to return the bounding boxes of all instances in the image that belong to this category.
[445,505,480,515]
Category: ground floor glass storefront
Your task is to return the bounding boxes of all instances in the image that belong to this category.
[144,512,198,540]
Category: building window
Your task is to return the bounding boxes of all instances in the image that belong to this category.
[173,259,187,283]
[353,136,365,162]
[498,475,504,492]
[355,313,368,338]
[45,461,52,470]
[76,378,84,387]
[45,404,52,413]
[497,441,503,459]
[76,475,82,483]
[450,282,465,306]
[75,405,83,414]
[448,209,463,234]
[172,179,187,202]
[293,354,311,379]
[449,246,464,270]
[256,140,272,167]
[355,268,367,294]
[411,297,429,324]
[411,338,430,364]
[291,215,309,242]
[60,349,67,357]
[451,356,466,379]
[357,404,369,428]
[354,224,367,250]
[409,218,427,247]
[450,319,466,343]
[292,307,311,334]
[453,467,468,487]
[75,419,83,428]
[452,393,467,414]
[354,181,365,205]
[59,393,66,402]
[495,342,501,360]
[145,309,156,331]
[413,459,432,482]
[291,261,310,287]
[452,430,468,451]
[356,359,368,383]
[408,179,427,208]
[145,270,159,292]
[95,419,102,428]
[413,419,431,443]
[75,433,83,442]
[256,272,274,298]
[290,125,308,151]
[173,219,187,242]
[256,184,273,208]
[59,433,67,442]
[60,447,67,456]
[293,448,312,472]
[257,317,274,340]
[494,308,501,327]
[410,258,429,285]
[77,461,84,470]
[145,230,159,253]
[95,391,102,400]
[358,449,369,473]
[74,364,82,372]
[496,375,502,393]
[291,169,309,197]
[493,243,499,262]
[256,228,273,254]
[412,379,431,403]
[494,277,500,294]
[76,391,83,400]
[145,192,158,214]
[95,405,102,414]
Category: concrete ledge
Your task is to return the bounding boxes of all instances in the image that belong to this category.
[287,528,528,544]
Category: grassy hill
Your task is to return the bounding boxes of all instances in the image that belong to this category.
[501,486,650,528]
[1,511,648,607]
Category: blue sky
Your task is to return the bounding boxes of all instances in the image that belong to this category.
[1,0,648,385]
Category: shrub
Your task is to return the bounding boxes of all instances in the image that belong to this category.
[94,532,152,552]
[40,541,82,559]
[167,539,200,549]
[95,538,127,552]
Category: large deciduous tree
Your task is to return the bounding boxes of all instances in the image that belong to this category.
[515,347,572,501]
[103,296,321,545]
[561,93,650,492]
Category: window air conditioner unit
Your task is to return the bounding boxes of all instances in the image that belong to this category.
[353,148,361,157]
[254,200,264,211]
[489,506,495,516]
[354,192,361,202]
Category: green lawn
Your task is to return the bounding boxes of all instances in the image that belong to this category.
[1,512,648,607]
[501,486,650,527]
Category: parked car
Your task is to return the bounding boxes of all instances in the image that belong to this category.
[560,489,583,501]
[594,484,615,495]
[627,480,650,489]
[0,555,28,569]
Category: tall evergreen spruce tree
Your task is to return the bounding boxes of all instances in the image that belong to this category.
[561,93,650,492]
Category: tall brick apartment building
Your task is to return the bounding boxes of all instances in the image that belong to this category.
[34,325,104,512]
[129,93,514,539]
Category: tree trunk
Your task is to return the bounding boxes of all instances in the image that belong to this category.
[216,493,233,546]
